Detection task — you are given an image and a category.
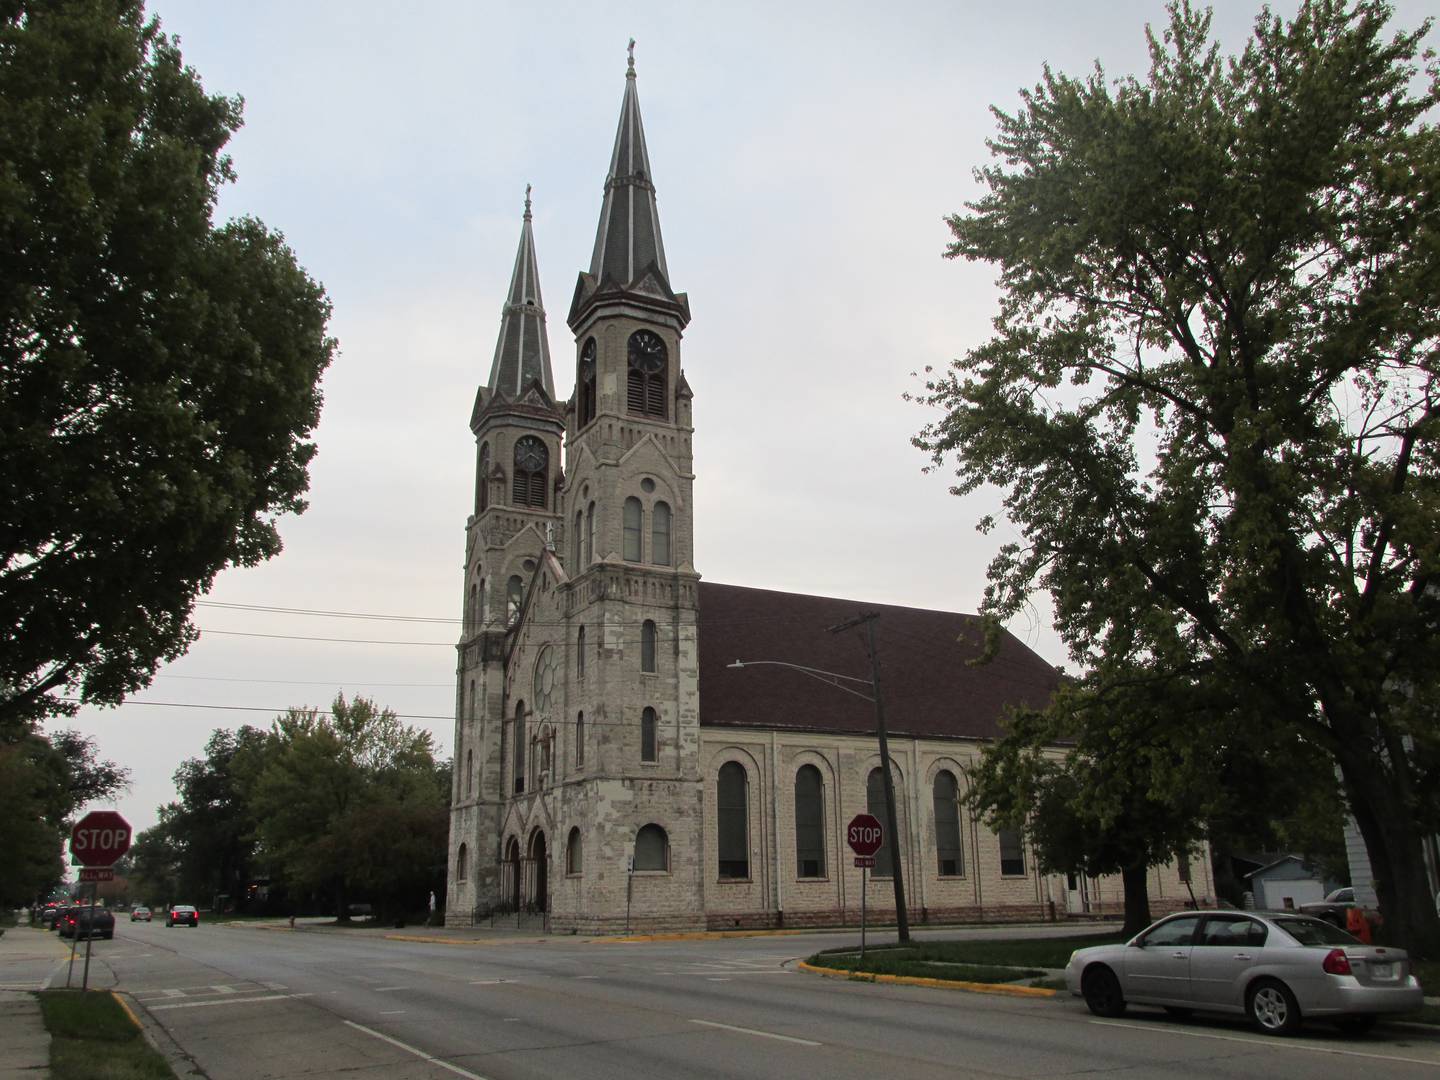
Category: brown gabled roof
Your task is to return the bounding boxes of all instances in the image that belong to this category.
[696,582,1061,741]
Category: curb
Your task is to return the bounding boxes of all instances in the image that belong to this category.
[795,960,1060,998]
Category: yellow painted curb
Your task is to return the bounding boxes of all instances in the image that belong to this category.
[595,928,814,944]
[111,991,144,1030]
[795,960,1059,998]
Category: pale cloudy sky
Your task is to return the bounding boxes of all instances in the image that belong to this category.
[61,0,1436,837]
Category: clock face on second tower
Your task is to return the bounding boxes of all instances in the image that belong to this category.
[533,645,558,715]
[514,436,547,474]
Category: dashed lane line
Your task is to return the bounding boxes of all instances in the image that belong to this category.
[688,1019,821,1047]
[148,992,315,1011]
[344,1020,493,1080]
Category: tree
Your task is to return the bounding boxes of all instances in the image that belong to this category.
[0,0,335,733]
[165,726,270,907]
[254,696,449,921]
[916,0,1440,953]
[0,728,128,905]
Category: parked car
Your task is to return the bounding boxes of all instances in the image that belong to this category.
[1065,909,1422,1035]
[38,905,67,930]
[130,906,152,922]
[166,905,199,927]
[1299,887,1357,928]
[58,906,115,940]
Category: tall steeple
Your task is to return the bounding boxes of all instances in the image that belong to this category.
[569,43,689,332]
[487,185,555,400]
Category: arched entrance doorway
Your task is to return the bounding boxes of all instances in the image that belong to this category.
[505,837,521,910]
[529,831,548,913]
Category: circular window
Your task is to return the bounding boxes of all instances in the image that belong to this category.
[522,559,537,573]
[640,478,656,493]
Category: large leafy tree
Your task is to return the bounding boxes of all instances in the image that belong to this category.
[0,728,127,905]
[0,0,335,733]
[917,0,1440,953]
[254,696,449,920]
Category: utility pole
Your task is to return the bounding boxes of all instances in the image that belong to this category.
[829,612,910,943]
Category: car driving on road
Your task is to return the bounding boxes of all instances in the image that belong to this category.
[130,905,152,922]
[166,905,199,927]
[1064,909,1422,1035]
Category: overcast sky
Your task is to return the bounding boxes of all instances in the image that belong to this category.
[61,0,1436,840]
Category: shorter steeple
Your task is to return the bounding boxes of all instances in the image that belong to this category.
[487,185,555,399]
[569,44,689,331]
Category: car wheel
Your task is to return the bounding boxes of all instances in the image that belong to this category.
[1247,978,1301,1035]
[1335,1014,1376,1036]
[1081,965,1127,1018]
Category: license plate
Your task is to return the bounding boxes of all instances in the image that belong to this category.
[1370,962,1393,978]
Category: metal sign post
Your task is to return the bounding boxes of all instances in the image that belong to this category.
[861,863,867,958]
[625,854,634,934]
[81,881,97,991]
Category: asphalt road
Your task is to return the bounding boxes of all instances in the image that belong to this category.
[36,921,1440,1079]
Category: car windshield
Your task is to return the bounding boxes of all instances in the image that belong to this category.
[1272,915,1360,946]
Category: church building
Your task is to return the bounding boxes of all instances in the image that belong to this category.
[445,52,1210,932]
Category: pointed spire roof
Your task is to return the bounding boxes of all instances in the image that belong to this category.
[486,185,555,399]
[569,43,689,331]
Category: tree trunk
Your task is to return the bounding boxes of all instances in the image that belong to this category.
[1120,862,1152,937]
[1337,751,1440,958]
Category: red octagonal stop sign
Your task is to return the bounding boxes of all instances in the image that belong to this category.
[846,813,883,857]
[70,810,132,868]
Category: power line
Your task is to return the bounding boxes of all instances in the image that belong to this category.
[199,629,452,646]
[62,696,456,723]
[196,601,456,624]
[157,674,451,688]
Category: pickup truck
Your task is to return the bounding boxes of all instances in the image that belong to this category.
[1298,886,1356,927]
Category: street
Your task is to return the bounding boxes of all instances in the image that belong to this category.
[9,921,1440,1079]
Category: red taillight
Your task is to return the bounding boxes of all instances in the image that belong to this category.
[1322,948,1353,975]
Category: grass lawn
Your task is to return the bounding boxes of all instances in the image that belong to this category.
[807,933,1128,983]
[38,990,173,1080]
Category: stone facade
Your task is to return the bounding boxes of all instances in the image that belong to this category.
[444,55,1215,933]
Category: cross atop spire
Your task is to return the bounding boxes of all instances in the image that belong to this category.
[524,183,532,220]
[627,38,635,74]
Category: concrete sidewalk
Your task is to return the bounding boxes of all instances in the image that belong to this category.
[0,923,70,1079]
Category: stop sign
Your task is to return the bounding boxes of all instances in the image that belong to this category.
[846,813,883,857]
[70,810,132,868]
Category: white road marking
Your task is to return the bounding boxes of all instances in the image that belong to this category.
[263,982,287,991]
[707,978,731,982]
[469,979,513,985]
[163,989,185,998]
[212,985,236,994]
[374,986,409,992]
[149,993,314,1012]
[1090,1020,1440,1066]
[343,1020,492,1080]
[573,975,600,980]
[378,1010,407,1015]
[689,1019,821,1046]
[503,1017,520,1023]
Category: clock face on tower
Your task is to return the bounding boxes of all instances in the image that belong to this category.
[533,645,558,715]
[629,330,665,374]
[514,436,547,473]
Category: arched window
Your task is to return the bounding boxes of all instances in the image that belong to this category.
[998,827,1026,876]
[867,767,895,878]
[573,510,583,567]
[457,843,468,882]
[627,330,667,418]
[566,827,583,875]
[717,762,749,880]
[468,583,476,632]
[477,443,490,512]
[465,749,474,795]
[934,771,963,877]
[512,436,548,508]
[506,575,524,625]
[641,620,657,673]
[575,711,585,768]
[578,338,597,427]
[623,497,643,561]
[513,700,526,794]
[585,502,596,564]
[634,824,669,871]
[577,627,586,681]
[468,678,476,718]
[651,501,671,565]
[795,765,826,879]
[641,707,658,763]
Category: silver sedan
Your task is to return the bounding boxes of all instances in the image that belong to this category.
[1064,909,1423,1035]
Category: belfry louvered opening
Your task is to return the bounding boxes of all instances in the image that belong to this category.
[512,436,548,508]
[627,330,667,418]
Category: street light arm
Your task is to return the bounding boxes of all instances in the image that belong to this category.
[727,660,875,702]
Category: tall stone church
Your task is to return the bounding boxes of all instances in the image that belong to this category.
[446,54,1209,932]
